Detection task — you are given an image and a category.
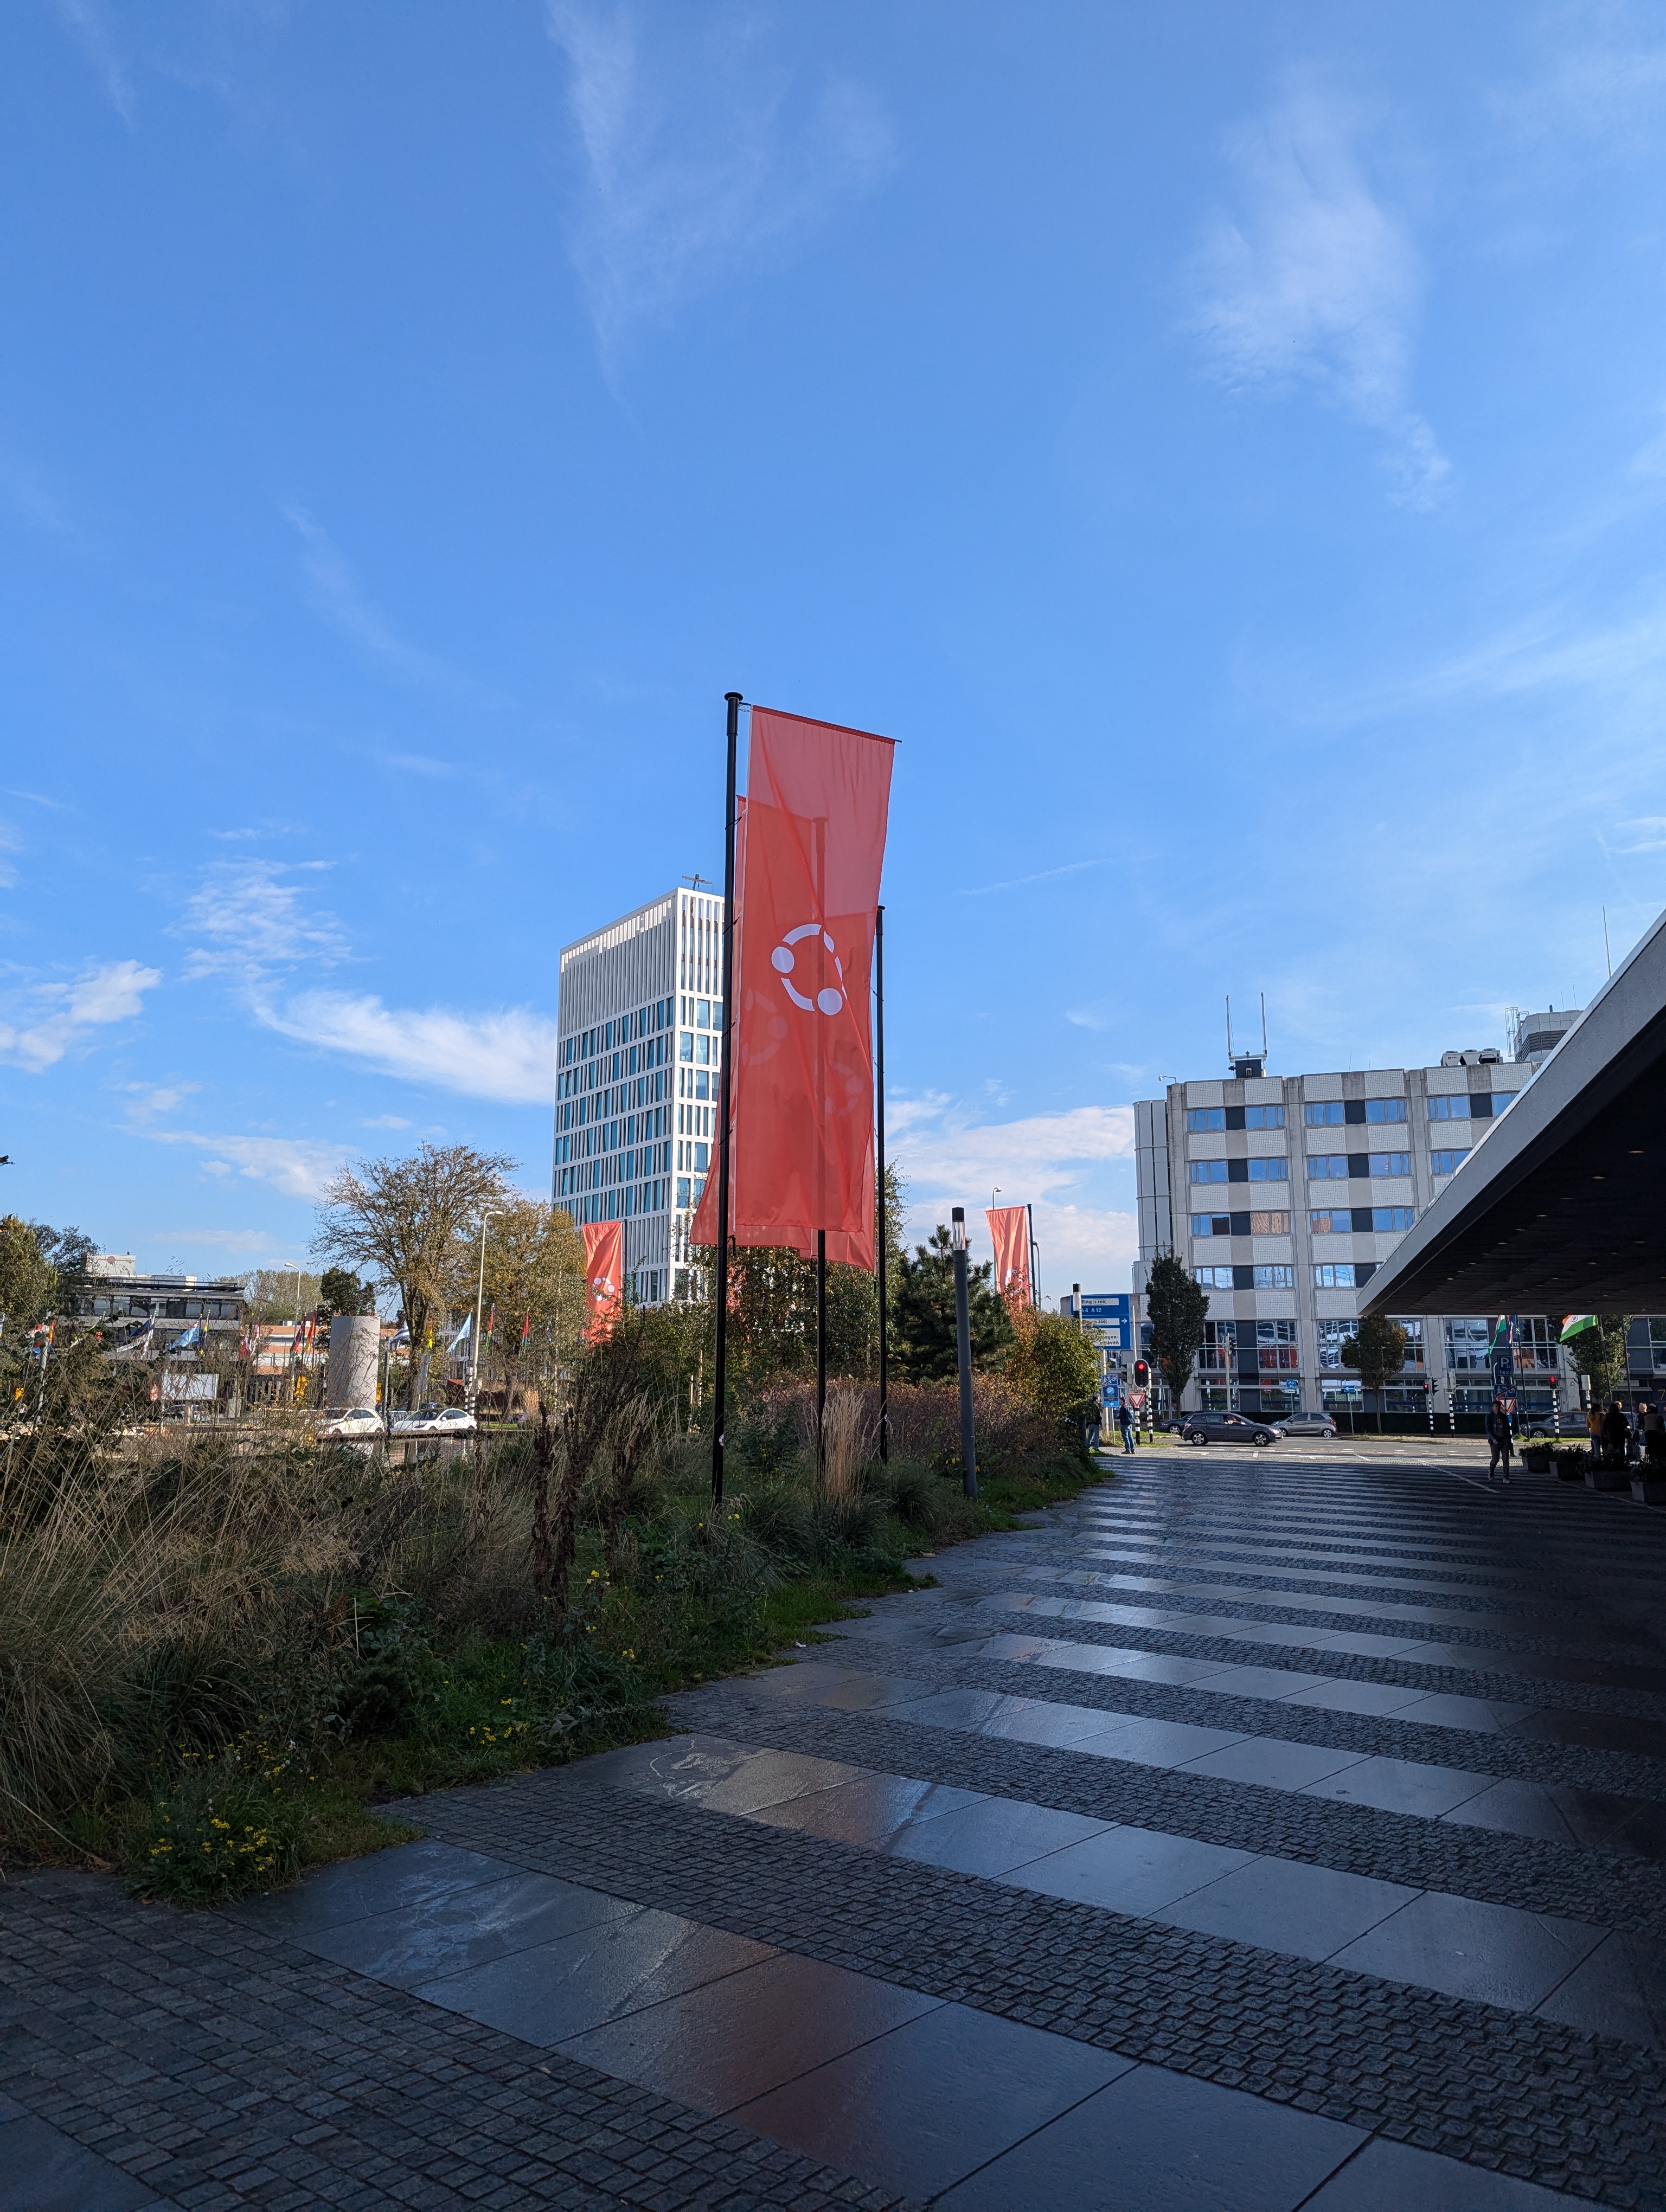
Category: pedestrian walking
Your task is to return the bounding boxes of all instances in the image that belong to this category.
[1485,1394,1514,1484]
[1642,1400,1666,1468]
[1118,1398,1137,1455]
[1601,1399,1630,1468]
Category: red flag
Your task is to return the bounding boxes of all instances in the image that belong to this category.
[582,1220,624,1342]
[986,1207,1032,1304]
[693,706,894,1268]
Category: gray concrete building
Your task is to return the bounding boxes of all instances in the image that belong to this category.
[1133,1027,1588,1424]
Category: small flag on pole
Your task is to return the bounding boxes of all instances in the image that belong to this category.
[985,1206,1033,1304]
[582,1220,624,1342]
[1560,1315,1598,1342]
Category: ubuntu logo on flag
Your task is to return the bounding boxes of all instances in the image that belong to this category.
[771,922,844,1016]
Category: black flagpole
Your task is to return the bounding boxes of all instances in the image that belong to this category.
[711,691,742,1507]
[875,904,888,1461]
[816,1229,828,1490]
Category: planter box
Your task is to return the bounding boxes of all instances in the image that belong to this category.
[1631,1477,1666,1504]
[1586,1467,1631,1491]
[1522,1449,1553,1473]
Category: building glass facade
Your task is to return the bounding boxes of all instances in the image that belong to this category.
[555,888,726,1304]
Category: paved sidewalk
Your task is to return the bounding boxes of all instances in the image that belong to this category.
[4,1447,1665,2208]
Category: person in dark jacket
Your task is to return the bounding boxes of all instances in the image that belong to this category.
[1485,1396,1514,1483]
[1602,1399,1630,1467]
[1641,1400,1666,1467]
[1118,1399,1137,1454]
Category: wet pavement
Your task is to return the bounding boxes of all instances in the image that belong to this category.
[4,1443,1666,2208]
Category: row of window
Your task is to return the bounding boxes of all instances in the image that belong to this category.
[1188,1158,1288,1185]
[562,1000,677,1065]
[1190,1207,1417,1238]
[561,1178,670,1227]
[554,1141,674,1198]
[1187,1092,1515,1131]
[74,1295,242,1320]
[1305,1153,1412,1179]
[1186,1104,1286,1131]
[1197,1261,1383,1290]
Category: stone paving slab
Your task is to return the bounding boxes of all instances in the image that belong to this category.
[404,1773,1666,2205]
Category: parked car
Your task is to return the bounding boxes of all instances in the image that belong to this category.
[1178,1411,1283,1447]
[389,1404,477,1437]
[317,1406,384,1441]
[1279,1412,1339,1439]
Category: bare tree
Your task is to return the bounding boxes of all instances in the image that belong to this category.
[313,1143,514,1409]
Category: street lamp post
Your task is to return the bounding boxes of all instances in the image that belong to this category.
[951,1206,977,1499]
[467,1209,499,1414]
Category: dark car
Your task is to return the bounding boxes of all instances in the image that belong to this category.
[1178,1411,1283,1447]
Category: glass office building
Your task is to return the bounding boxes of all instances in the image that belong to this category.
[555,887,726,1304]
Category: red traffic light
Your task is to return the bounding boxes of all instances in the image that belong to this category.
[1133,1359,1149,1384]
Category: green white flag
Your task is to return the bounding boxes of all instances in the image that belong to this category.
[1559,1314,1597,1342]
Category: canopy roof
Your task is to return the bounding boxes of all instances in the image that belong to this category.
[1364,911,1666,1317]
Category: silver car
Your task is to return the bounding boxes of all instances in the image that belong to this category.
[1279,1412,1340,1439]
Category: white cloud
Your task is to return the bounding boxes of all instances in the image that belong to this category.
[52,0,136,126]
[257,990,560,1105]
[546,1,893,358]
[0,959,161,1072]
[281,505,453,685]
[142,1129,347,1201]
[362,1113,413,1129]
[1188,75,1449,507]
[891,1095,1135,1195]
[957,856,1117,899]
[182,860,347,983]
[889,1096,1138,1291]
[124,1081,201,1120]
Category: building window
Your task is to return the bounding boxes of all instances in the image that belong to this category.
[1244,1104,1285,1129]
[1368,1152,1411,1178]
[1313,1262,1369,1288]
[1428,1095,1469,1118]
[1187,1107,1226,1131]
[1307,1154,1348,1178]
[1370,1206,1416,1231]
[1251,1211,1290,1234]
[1257,1319,1297,1343]
[1317,1319,1353,1370]
[1431,1148,1469,1175]
[1190,1214,1227,1237]
[1305,1101,1346,1126]
[1445,1317,1491,1372]
[1194,1266,1236,1288]
[1246,1156,1287,1182]
[1309,1208,1350,1234]
[679,1033,694,1061]
[1253,1265,1294,1289]
[1364,1097,1405,1122]
[1259,1343,1299,1369]
[1189,1160,1229,1184]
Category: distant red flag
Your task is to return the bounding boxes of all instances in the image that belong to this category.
[519,1313,531,1347]
[582,1220,624,1343]
[693,707,894,1268]
[986,1207,1032,1304]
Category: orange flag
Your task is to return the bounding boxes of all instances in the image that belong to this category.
[694,706,894,1268]
[581,1219,624,1342]
[986,1206,1031,1304]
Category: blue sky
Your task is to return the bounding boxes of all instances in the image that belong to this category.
[3,2,1664,1296]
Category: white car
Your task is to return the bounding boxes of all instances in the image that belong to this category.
[389,1405,477,1437]
[318,1406,385,1441]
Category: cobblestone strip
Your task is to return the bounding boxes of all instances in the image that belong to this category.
[800,1642,1666,1805]
[669,1688,1666,1938]
[407,1776,1666,2209]
[942,1592,1666,1717]
[0,1877,920,2212]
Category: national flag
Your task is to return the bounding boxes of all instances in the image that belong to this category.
[446,1314,472,1353]
[582,1219,624,1342]
[485,1303,496,1339]
[985,1206,1032,1304]
[170,1320,204,1352]
[693,705,894,1268]
[518,1313,531,1346]
[1560,1315,1598,1342]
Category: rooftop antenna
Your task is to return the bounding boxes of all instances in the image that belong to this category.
[682,872,712,891]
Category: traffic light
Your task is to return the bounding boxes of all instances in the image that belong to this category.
[1133,1359,1149,1386]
